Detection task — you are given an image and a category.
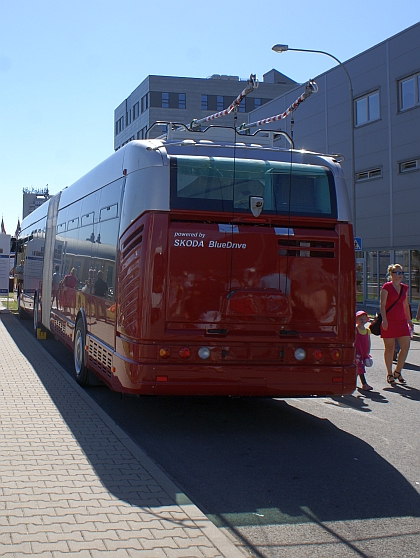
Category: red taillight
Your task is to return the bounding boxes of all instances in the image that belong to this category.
[179,347,191,359]
[332,377,343,383]
[313,349,323,361]
[156,375,168,382]
[330,349,341,361]
[159,347,171,359]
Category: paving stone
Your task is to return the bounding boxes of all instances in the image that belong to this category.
[0,312,245,558]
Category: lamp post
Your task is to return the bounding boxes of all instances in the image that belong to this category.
[272,44,356,234]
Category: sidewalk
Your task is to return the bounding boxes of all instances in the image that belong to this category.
[0,306,246,558]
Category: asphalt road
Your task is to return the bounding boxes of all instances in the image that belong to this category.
[17,316,420,557]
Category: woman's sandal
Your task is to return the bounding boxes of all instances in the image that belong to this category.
[387,374,396,386]
[393,370,407,384]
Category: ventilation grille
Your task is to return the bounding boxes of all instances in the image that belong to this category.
[277,239,335,258]
[122,224,144,260]
[88,340,113,378]
[119,225,144,336]
[52,316,66,338]
[355,167,382,181]
[399,158,420,173]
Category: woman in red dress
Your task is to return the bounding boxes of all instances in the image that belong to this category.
[380,263,413,386]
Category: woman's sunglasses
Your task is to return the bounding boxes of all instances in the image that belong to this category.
[392,271,404,275]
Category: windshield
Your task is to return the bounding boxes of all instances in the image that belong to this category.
[170,156,337,218]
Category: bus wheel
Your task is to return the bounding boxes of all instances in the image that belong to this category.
[74,320,89,386]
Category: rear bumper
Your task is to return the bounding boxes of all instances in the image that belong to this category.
[106,356,356,396]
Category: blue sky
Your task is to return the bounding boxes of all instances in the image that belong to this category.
[0,0,418,234]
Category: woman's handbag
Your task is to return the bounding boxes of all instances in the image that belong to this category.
[369,287,403,336]
[369,313,382,335]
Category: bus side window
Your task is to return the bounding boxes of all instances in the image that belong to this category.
[92,217,118,302]
[63,202,82,283]
[99,204,118,221]
[81,212,94,227]
[94,179,124,303]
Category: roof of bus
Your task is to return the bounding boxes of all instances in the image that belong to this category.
[21,147,128,233]
[20,134,343,235]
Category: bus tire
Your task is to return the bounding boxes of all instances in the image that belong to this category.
[74,319,89,386]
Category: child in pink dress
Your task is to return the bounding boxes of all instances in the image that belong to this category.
[355,310,373,390]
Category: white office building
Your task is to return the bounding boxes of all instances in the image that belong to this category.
[114,70,297,150]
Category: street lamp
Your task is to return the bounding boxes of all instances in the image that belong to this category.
[272,44,356,234]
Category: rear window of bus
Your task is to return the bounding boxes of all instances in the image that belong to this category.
[170,156,337,218]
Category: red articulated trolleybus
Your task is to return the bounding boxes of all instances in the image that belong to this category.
[16,76,356,397]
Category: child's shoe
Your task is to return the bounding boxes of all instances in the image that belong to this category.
[362,384,373,391]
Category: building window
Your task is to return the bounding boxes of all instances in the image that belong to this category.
[141,93,149,113]
[355,167,382,182]
[238,98,246,113]
[115,116,124,136]
[126,110,131,126]
[216,96,224,111]
[355,91,379,126]
[399,73,420,111]
[137,126,148,140]
[178,93,186,109]
[132,102,139,120]
[399,157,420,173]
[201,94,208,111]
[254,98,261,109]
[161,93,169,108]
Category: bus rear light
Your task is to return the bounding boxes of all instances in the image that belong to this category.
[330,349,341,361]
[156,375,168,382]
[159,347,171,359]
[294,348,306,361]
[179,347,191,359]
[332,377,342,383]
[313,349,323,361]
[198,347,211,360]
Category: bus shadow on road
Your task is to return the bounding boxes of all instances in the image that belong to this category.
[143,396,420,527]
[3,312,420,551]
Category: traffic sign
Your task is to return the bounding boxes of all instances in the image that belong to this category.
[354,237,362,250]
